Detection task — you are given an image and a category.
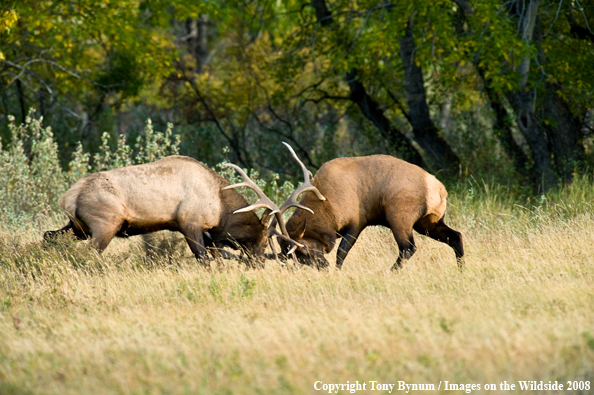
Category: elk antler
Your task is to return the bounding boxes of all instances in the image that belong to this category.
[222,164,280,215]
[277,142,326,215]
[269,143,326,231]
[223,162,304,263]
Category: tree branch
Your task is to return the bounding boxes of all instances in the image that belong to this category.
[251,109,319,170]
[175,60,250,169]
[385,88,412,124]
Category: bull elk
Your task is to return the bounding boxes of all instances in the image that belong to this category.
[276,153,464,270]
[44,155,300,262]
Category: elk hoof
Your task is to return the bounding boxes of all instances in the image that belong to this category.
[456,257,465,272]
[43,230,56,241]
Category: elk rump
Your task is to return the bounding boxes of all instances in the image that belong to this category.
[279,155,464,270]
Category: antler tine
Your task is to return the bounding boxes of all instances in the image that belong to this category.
[277,185,318,215]
[267,226,304,249]
[268,214,302,269]
[222,163,280,214]
[282,142,326,203]
[275,142,326,219]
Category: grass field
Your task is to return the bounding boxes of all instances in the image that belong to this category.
[1,185,594,394]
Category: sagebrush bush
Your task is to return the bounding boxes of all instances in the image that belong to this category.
[0,114,68,222]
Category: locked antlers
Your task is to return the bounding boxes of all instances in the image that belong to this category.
[269,143,326,257]
[222,160,305,256]
[223,142,326,264]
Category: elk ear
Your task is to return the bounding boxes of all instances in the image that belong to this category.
[295,219,306,239]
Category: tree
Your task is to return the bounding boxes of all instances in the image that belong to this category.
[309,0,424,167]
[0,0,198,156]
[2,0,592,190]
[454,0,594,190]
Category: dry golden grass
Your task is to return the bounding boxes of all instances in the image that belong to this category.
[1,201,594,394]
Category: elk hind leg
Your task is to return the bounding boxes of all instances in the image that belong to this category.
[88,220,121,253]
[44,220,89,242]
[390,230,416,270]
[414,216,464,268]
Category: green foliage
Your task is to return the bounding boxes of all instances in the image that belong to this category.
[583,332,594,351]
[134,119,181,165]
[1,0,593,189]
[67,142,91,184]
[238,274,256,298]
[96,51,145,100]
[208,277,222,301]
[92,119,181,171]
[0,112,68,221]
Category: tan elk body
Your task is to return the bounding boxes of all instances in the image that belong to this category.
[280,155,464,269]
[45,156,272,259]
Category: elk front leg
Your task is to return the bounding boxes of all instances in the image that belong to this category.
[181,225,210,265]
[390,230,417,270]
[336,227,362,269]
[203,231,221,259]
[204,232,239,260]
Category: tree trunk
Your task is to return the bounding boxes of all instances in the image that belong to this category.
[506,0,556,191]
[506,91,556,191]
[399,18,460,172]
[186,15,210,73]
[534,19,584,183]
[541,91,583,182]
[346,69,423,165]
[310,0,423,167]
[16,79,26,124]
[477,68,530,177]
